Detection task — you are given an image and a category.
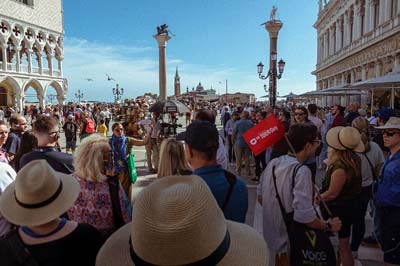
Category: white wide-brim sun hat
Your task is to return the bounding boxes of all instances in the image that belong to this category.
[326,126,365,153]
[96,175,268,266]
[0,160,80,227]
[375,117,400,130]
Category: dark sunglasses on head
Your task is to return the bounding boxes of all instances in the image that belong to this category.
[383,130,400,137]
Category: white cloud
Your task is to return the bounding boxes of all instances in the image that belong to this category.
[62,37,315,102]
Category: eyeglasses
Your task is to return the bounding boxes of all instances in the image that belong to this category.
[383,130,400,137]
[294,112,305,116]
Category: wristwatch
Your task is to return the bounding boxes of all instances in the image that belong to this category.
[324,221,332,232]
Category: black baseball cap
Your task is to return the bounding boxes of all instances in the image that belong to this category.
[176,121,219,152]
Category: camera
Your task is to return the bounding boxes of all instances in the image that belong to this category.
[160,122,182,137]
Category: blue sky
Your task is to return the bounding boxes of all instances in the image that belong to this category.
[60,0,318,102]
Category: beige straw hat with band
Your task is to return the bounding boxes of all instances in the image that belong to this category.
[0,160,80,226]
[326,126,365,153]
[96,175,268,266]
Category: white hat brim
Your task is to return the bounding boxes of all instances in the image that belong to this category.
[375,125,400,130]
[0,173,80,227]
[96,221,268,266]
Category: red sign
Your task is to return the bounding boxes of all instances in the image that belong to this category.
[243,115,285,156]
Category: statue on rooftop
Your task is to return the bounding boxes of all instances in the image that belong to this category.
[270,6,277,21]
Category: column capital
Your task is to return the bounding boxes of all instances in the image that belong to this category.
[153,34,171,47]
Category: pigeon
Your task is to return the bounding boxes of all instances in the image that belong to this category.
[106,73,115,81]
[85,78,93,82]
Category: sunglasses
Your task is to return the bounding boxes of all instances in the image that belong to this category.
[383,130,400,137]
[294,112,305,116]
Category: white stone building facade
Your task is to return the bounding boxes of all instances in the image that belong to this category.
[0,0,66,112]
[313,0,400,107]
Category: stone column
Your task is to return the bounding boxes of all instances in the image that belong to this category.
[38,52,43,75]
[361,65,367,80]
[398,0,400,15]
[393,53,400,71]
[56,55,64,76]
[336,19,341,51]
[365,0,371,32]
[380,0,387,23]
[324,32,328,58]
[375,61,382,77]
[1,46,6,71]
[57,94,66,106]
[14,93,23,114]
[344,10,350,46]
[27,49,33,73]
[370,0,376,30]
[153,34,171,101]
[37,94,45,108]
[264,20,283,108]
[15,46,21,72]
[47,54,53,76]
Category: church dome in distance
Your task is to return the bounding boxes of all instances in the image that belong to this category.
[196,82,204,91]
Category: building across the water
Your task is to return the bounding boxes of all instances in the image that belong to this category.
[313,0,400,108]
[0,0,66,112]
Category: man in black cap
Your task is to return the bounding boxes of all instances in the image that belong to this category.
[178,121,248,223]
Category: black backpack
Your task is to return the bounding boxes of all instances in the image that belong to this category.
[1,229,39,266]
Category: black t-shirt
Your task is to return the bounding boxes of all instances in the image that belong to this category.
[20,147,74,174]
[63,122,78,141]
[0,224,103,266]
[4,129,22,155]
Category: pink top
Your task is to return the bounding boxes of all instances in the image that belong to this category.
[67,175,132,238]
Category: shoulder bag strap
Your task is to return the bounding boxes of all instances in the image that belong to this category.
[221,170,237,212]
[363,153,377,180]
[4,229,40,266]
[107,176,125,229]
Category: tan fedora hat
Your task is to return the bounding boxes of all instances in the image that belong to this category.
[0,160,80,226]
[375,117,400,130]
[96,175,267,266]
[326,126,365,153]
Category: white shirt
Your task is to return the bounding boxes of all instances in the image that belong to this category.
[308,114,323,133]
[258,155,317,253]
[357,141,385,187]
[0,163,17,237]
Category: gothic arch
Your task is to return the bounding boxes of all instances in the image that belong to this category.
[23,78,44,97]
[44,81,63,98]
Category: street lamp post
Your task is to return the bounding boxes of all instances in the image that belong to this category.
[47,94,56,104]
[112,84,124,102]
[75,90,84,102]
[257,7,285,108]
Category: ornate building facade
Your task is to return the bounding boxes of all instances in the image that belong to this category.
[0,0,66,111]
[313,0,400,106]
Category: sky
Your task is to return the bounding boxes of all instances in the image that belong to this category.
[59,0,319,102]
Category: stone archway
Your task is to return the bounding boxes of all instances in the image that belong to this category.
[0,76,21,108]
[23,78,44,107]
[44,81,65,105]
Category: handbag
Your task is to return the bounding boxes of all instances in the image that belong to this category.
[125,141,138,184]
[272,164,336,266]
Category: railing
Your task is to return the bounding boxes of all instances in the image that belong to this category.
[6,64,16,72]
[53,70,61,77]
[32,66,40,74]
[20,65,29,73]
[43,68,50,76]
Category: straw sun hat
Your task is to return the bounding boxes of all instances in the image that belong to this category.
[0,160,80,227]
[375,117,400,130]
[326,126,365,153]
[96,175,267,266]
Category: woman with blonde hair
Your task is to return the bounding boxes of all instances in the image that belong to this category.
[68,135,132,240]
[157,137,192,178]
[350,117,384,260]
[321,127,364,266]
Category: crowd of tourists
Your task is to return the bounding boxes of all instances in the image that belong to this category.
[0,98,398,266]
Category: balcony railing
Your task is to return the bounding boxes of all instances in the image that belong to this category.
[20,65,29,73]
[6,64,16,72]
[43,68,50,76]
[53,70,61,77]
[32,66,40,74]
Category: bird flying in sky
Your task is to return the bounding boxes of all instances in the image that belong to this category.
[106,73,116,81]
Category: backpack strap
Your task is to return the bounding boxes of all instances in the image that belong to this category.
[221,170,237,212]
[107,176,125,230]
[363,153,377,180]
[4,229,40,266]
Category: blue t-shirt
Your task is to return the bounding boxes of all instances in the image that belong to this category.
[233,118,253,148]
[193,165,248,223]
[375,151,400,207]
